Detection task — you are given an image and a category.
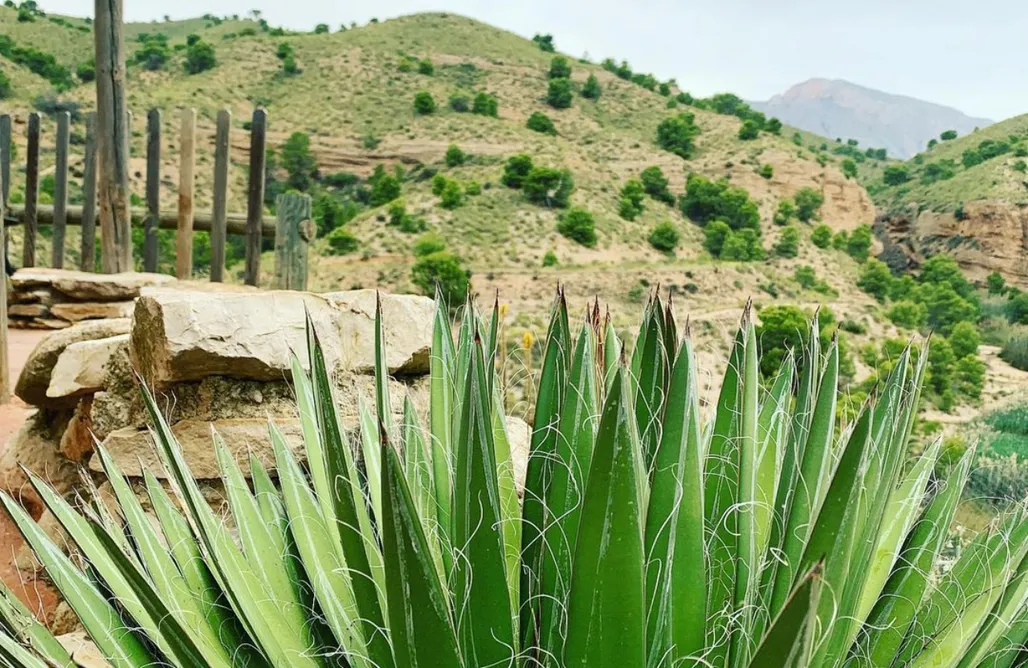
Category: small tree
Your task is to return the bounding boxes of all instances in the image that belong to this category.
[413,233,446,257]
[418,59,434,75]
[640,166,674,204]
[76,60,95,83]
[413,91,437,115]
[758,164,773,180]
[369,168,401,206]
[765,118,782,135]
[557,208,596,246]
[548,56,571,79]
[542,250,558,267]
[581,74,601,100]
[185,40,216,73]
[793,187,824,222]
[313,23,329,34]
[186,33,201,46]
[276,43,293,59]
[502,154,534,189]
[526,112,557,135]
[857,259,893,302]
[619,179,645,220]
[703,220,731,257]
[445,144,466,167]
[883,165,911,185]
[987,270,1006,295]
[648,221,679,253]
[412,251,470,305]
[841,158,857,179]
[772,199,795,226]
[811,224,832,249]
[847,224,873,262]
[794,265,817,289]
[524,167,574,208]
[940,130,958,141]
[546,78,573,109]
[449,95,470,112]
[773,226,800,258]
[656,112,700,159]
[281,132,317,191]
[887,301,928,330]
[532,33,555,52]
[283,56,299,75]
[0,71,11,99]
[326,226,359,255]
[439,180,463,209]
[949,321,980,359]
[738,120,760,140]
[472,92,498,117]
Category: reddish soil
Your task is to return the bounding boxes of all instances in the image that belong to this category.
[0,329,62,626]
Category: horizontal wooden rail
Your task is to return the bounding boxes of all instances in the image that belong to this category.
[3,204,276,239]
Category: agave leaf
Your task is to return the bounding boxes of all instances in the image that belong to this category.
[959,545,1028,668]
[381,435,463,668]
[0,629,51,668]
[403,394,446,584]
[645,334,705,666]
[539,325,598,664]
[565,366,646,668]
[492,386,522,622]
[974,604,1028,668]
[520,291,570,651]
[358,395,384,527]
[747,564,823,668]
[429,288,456,544]
[0,579,74,666]
[634,297,669,470]
[375,292,394,437]
[0,492,155,667]
[603,314,621,395]
[755,354,795,566]
[451,327,515,665]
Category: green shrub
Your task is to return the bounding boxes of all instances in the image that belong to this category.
[857,259,893,302]
[949,321,981,358]
[648,221,679,253]
[794,187,824,222]
[432,173,449,196]
[444,144,466,167]
[439,180,463,209]
[502,154,534,189]
[618,179,645,220]
[928,338,955,394]
[548,56,571,79]
[523,167,574,208]
[640,166,674,204]
[841,318,866,334]
[581,73,601,100]
[1008,292,1028,325]
[411,250,470,304]
[542,250,558,267]
[532,33,555,51]
[449,94,470,112]
[325,226,359,255]
[794,265,817,288]
[417,59,434,75]
[988,271,1007,295]
[765,117,782,134]
[811,224,832,249]
[386,200,427,233]
[313,194,357,236]
[887,300,928,329]
[0,71,10,99]
[758,164,773,179]
[526,112,557,135]
[846,224,873,262]
[941,129,958,140]
[282,56,299,75]
[465,180,481,196]
[546,77,573,109]
[841,159,857,179]
[720,228,763,261]
[276,42,293,59]
[883,164,910,185]
[184,39,216,73]
[954,354,985,399]
[773,199,795,226]
[1001,332,1028,370]
[703,220,731,257]
[557,207,596,246]
[313,23,329,34]
[773,226,800,257]
[368,167,402,206]
[75,59,95,83]
[656,112,700,159]
[832,230,848,251]
[472,92,498,117]
[413,232,446,257]
[737,120,760,140]
[413,91,437,115]
[681,174,759,231]
[134,34,171,71]
[280,132,317,191]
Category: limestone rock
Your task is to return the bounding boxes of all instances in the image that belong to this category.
[325,289,434,375]
[47,335,129,399]
[15,319,131,406]
[131,289,434,385]
[19,318,72,330]
[57,632,105,667]
[51,301,135,323]
[0,409,76,516]
[9,303,48,318]
[59,398,95,463]
[12,268,174,301]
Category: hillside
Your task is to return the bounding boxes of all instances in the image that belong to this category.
[753,78,992,160]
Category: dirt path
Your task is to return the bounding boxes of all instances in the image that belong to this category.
[0,329,62,628]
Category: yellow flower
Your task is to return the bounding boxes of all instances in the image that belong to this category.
[522,331,535,350]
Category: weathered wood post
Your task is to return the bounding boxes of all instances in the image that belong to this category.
[94,0,132,273]
[210,109,231,282]
[244,108,267,286]
[80,112,98,271]
[0,141,9,402]
[144,109,160,272]
[52,111,70,268]
[176,108,196,279]
[0,115,10,209]
[24,113,39,268]
[274,192,313,291]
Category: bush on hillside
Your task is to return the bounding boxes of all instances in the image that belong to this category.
[888,300,928,330]
[857,259,893,302]
[542,250,558,267]
[773,199,796,226]
[75,59,95,83]
[325,226,359,255]
[548,56,571,79]
[368,166,402,206]
[640,166,674,204]
[431,174,449,196]
[445,144,467,167]
[0,71,10,99]
[546,77,574,109]
[276,43,293,59]
[737,120,760,140]
[0,35,74,89]
[439,180,463,209]
[449,94,470,112]
[773,226,800,258]
[618,179,645,221]
[502,154,534,189]
[765,117,782,134]
[524,167,574,208]
[941,129,958,141]
[811,224,832,249]
[557,207,596,246]
[526,112,557,135]
[413,233,446,257]
[472,92,498,117]
[680,174,759,232]
[846,224,873,262]
[758,164,773,180]
[841,159,857,179]
[950,320,981,358]
[883,165,910,185]
[1001,332,1028,371]
[720,228,763,261]
[411,251,470,305]
[313,23,329,34]
[418,59,434,76]
[185,40,216,74]
[581,74,601,100]
[793,187,824,222]
[656,112,700,159]
[648,221,679,253]
[703,220,731,257]
[282,56,299,75]
[413,91,437,115]
[988,271,1007,295]
[281,132,317,191]
[135,36,171,71]
[532,33,555,52]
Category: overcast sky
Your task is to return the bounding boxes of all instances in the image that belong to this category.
[39,0,1028,120]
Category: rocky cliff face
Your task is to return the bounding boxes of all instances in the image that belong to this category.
[876,201,1028,283]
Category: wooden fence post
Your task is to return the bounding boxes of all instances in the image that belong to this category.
[244,109,267,286]
[80,112,98,272]
[144,109,160,272]
[176,108,196,279]
[274,192,312,291]
[0,115,10,209]
[210,109,231,282]
[24,112,39,269]
[0,147,9,402]
[95,0,132,273]
[52,111,70,268]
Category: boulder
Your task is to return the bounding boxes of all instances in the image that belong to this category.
[11,268,175,301]
[0,409,77,517]
[47,335,129,399]
[56,632,105,667]
[51,301,135,323]
[9,303,48,318]
[131,289,434,385]
[16,319,131,406]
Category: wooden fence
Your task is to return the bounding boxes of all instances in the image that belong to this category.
[0,108,312,290]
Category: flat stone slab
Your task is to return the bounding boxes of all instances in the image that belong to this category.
[47,335,129,399]
[12,268,175,301]
[51,301,135,322]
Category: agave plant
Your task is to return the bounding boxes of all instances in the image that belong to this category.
[1,290,1027,668]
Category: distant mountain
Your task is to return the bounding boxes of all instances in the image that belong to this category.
[752,78,992,159]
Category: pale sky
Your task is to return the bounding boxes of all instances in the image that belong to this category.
[40,0,1028,121]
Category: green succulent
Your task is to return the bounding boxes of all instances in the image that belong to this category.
[1,290,1026,668]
